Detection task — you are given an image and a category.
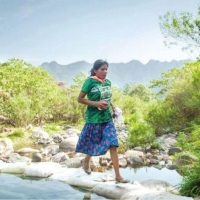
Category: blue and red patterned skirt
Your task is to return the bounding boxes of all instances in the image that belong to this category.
[75,121,119,156]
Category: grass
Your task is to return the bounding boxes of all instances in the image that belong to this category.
[0,128,36,150]
[178,153,200,197]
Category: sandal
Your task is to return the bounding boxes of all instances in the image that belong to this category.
[81,159,91,175]
[115,177,130,184]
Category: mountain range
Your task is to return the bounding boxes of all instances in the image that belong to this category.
[40,59,188,88]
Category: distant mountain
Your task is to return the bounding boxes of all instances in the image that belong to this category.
[40,59,188,88]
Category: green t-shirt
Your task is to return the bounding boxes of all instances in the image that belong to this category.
[81,78,113,123]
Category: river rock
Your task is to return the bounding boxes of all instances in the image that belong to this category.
[32,152,43,162]
[43,145,59,156]
[120,191,193,200]
[129,156,143,166]
[1,162,29,173]
[125,150,144,158]
[93,182,146,199]
[139,179,178,194]
[32,127,49,140]
[51,152,69,163]
[23,162,64,178]
[59,137,78,152]
[168,147,182,155]
[60,157,82,168]
[8,153,31,163]
[173,154,198,167]
[0,138,14,157]
[15,147,40,154]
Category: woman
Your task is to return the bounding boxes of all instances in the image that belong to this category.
[75,59,129,183]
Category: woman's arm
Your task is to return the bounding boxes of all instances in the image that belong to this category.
[110,102,115,112]
[77,91,108,109]
[77,91,96,106]
[110,102,117,118]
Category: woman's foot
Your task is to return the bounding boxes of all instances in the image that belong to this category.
[115,176,130,183]
[81,159,91,175]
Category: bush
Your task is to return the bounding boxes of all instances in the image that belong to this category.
[0,59,75,126]
[127,111,156,151]
[178,153,200,197]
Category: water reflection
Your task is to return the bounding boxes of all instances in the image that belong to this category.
[105,166,182,187]
[0,173,105,199]
[0,167,182,199]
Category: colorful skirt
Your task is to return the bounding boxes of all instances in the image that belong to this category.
[75,121,119,156]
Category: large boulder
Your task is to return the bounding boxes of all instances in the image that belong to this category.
[93,182,146,199]
[1,162,29,174]
[23,162,64,178]
[139,179,178,194]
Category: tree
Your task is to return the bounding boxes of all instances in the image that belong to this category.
[128,84,154,102]
[159,6,200,54]
[0,59,69,126]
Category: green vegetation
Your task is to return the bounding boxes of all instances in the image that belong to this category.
[178,153,200,197]
[0,59,86,127]
[159,6,200,52]
[157,5,200,197]
[1,48,200,196]
[0,128,34,149]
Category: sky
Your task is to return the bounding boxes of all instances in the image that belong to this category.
[0,0,199,66]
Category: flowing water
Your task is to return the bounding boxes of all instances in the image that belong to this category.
[0,167,182,199]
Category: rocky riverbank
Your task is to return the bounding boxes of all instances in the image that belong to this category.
[0,124,196,199]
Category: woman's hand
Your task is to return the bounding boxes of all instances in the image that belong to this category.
[112,111,118,118]
[94,100,108,110]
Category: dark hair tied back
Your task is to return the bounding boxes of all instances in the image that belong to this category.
[90,59,109,76]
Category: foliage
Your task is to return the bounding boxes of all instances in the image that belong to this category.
[7,129,24,140]
[123,83,154,102]
[127,111,156,151]
[175,124,200,198]
[178,153,200,197]
[127,84,154,102]
[159,6,200,54]
[0,59,91,126]
[176,124,200,153]
[117,140,130,154]
[0,128,34,149]
[43,122,64,134]
[67,71,87,124]
[145,100,173,135]
[149,61,200,132]
[0,59,70,126]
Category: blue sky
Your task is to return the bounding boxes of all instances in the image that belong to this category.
[0,0,199,65]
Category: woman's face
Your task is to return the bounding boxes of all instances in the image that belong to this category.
[94,64,108,79]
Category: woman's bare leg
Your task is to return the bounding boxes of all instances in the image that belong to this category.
[110,146,121,179]
[82,155,91,174]
[84,155,91,166]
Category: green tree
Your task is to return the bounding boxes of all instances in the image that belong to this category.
[149,60,200,132]
[128,84,154,102]
[0,59,68,126]
[66,72,87,124]
[159,6,200,54]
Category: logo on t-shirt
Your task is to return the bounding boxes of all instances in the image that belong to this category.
[90,87,99,92]
[99,86,112,101]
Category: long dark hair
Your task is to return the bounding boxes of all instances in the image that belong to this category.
[90,59,109,76]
